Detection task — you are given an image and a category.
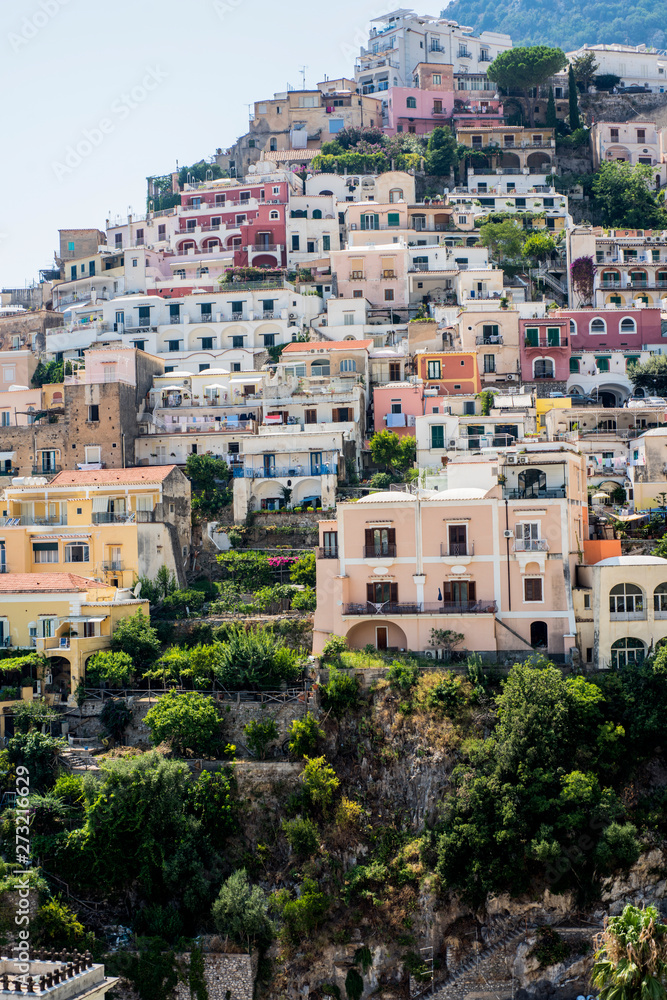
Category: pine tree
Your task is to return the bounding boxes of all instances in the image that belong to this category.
[546,86,557,128]
[568,65,581,131]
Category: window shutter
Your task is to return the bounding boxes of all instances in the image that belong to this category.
[390,583,398,603]
[374,214,380,231]
[365,529,374,548]
[387,528,396,545]
[468,581,476,602]
[443,582,452,602]
[360,216,366,231]
[332,409,339,423]
[366,583,374,602]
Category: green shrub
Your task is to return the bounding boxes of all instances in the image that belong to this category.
[100,699,132,741]
[291,586,316,611]
[282,816,320,857]
[288,712,325,758]
[289,552,316,587]
[320,666,360,718]
[144,691,224,757]
[386,661,420,691]
[320,635,348,664]
[217,551,274,590]
[0,687,19,702]
[110,611,161,671]
[425,671,467,715]
[212,625,302,688]
[370,472,392,490]
[274,877,329,944]
[86,650,134,688]
[244,718,279,760]
[302,756,340,816]
[35,898,90,949]
[212,869,274,950]
[530,926,571,968]
[345,968,364,1000]
[159,588,208,618]
[52,773,85,806]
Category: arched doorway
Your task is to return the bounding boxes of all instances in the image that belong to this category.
[346,620,408,652]
[530,621,548,648]
[611,637,645,668]
[518,467,546,497]
[47,656,72,699]
[597,390,618,408]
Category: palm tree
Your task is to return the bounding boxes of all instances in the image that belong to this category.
[592,904,667,1000]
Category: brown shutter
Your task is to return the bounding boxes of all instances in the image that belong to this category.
[365,529,374,549]
[468,581,476,602]
[390,582,398,603]
[387,528,396,545]
[443,582,452,602]
[367,583,374,603]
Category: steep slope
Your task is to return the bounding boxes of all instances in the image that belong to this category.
[441,0,667,52]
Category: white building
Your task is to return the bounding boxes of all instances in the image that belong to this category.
[567,43,667,93]
[355,9,511,93]
[287,194,340,267]
[590,121,667,185]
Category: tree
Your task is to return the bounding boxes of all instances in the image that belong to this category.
[144,691,224,757]
[523,231,556,261]
[595,73,621,92]
[369,430,416,477]
[487,46,568,126]
[426,126,459,175]
[570,255,596,306]
[184,453,229,493]
[592,904,667,1000]
[568,65,581,130]
[545,86,557,128]
[212,869,273,950]
[478,219,524,263]
[302,756,340,816]
[289,552,316,587]
[592,162,667,229]
[110,611,161,672]
[628,355,667,396]
[243,718,279,760]
[86,650,134,688]
[571,52,599,91]
[287,712,325,758]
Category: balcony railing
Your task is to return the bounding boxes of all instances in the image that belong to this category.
[317,547,339,559]
[92,512,135,524]
[502,488,566,499]
[524,337,568,348]
[234,464,334,479]
[31,466,61,476]
[513,539,549,552]
[198,313,214,322]
[102,561,124,572]
[610,610,646,621]
[476,335,503,345]
[440,542,474,556]
[343,600,497,615]
[363,544,397,558]
[0,516,66,527]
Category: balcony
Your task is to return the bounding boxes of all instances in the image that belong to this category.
[440,542,474,556]
[102,561,124,572]
[343,600,497,615]
[363,544,397,558]
[317,547,339,559]
[349,273,366,281]
[0,515,67,527]
[92,512,135,524]
[524,337,568,348]
[0,564,7,573]
[502,488,566,500]
[513,539,549,552]
[31,466,61,476]
[169,314,181,324]
[198,314,214,323]
[476,335,504,345]
[233,464,334,479]
[610,609,646,621]
[246,244,282,253]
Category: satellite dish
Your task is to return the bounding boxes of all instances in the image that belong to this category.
[133,582,142,598]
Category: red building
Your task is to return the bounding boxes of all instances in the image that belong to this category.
[519,316,570,385]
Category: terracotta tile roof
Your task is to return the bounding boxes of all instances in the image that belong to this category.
[0,573,104,593]
[282,340,373,353]
[47,466,177,487]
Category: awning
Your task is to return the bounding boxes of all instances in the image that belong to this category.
[92,497,108,513]
[0,452,15,461]
[59,615,107,623]
[614,513,648,522]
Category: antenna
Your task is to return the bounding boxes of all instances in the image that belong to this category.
[300,65,308,89]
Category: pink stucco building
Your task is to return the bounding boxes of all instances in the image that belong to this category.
[373,382,425,437]
[314,444,586,659]
[519,316,570,385]
[330,244,410,317]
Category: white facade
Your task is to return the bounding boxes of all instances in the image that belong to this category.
[287,195,340,266]
[568,44,667,93]
[355,9,511,92]
[590,121,667,184]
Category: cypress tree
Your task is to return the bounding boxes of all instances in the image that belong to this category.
[546,86,557,128]
[568,65,581,130]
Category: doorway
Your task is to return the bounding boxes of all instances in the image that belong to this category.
[376,626,388,650]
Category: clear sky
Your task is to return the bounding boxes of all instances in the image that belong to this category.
[0,0,398,288]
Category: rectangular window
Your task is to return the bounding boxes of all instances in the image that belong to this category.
[433,73,442,84]
[201,337,213,350]
[33,542,58,564]
[431,424,445,448]
[64,543,90,563]
[232,336,244,348]
[167,340,180,352]
[366,581,398,604]
[0,412,10,427]
[484,354,495,373]
[388,212,400,227]
[291,234,300,251]
[525,327,539,346]
[85,446,101,464]
[305,409,317,424]
[88,404,99,422]
[322,235,331,251]
[524,578,543,602]
[384,289,394,301]
[427,360,441,379]
[323,531,338,557]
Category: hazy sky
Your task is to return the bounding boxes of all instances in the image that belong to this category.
[0,0,402,288]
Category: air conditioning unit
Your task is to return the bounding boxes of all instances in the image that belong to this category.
[449,439,456,448]
[506,455,517,464]
[506,373,516,381]
[288,312,298,320]
[503,529,514,538]
[517,456,528,464]
[424,649,436,658]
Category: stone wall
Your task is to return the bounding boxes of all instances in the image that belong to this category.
[0,310,63,353]
[580,91,667,124]
[175,952,257,1000]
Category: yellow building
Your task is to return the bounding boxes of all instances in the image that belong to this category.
[0,465,191,588]
[536,395,572,433]
[0,572,149,696]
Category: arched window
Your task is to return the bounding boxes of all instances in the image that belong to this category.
[654,583,667,616]
[270,210,279,220]
[569,319,577,336]
[590,317,606,335]
[390,188,404,203]
[311,360,330,377]
[269,138,277,151]
[657,270,667,287]
[534,358,554,378]
[321,190,333,196]
[569,357,580,373]
[611,637,645,668]
[620,317,637,334]
[312,209,322,219]
[340,359,357,372]
[609,583,644,617]
[530,621,548,648]
[406,96,417,109]
[518,468,546,498]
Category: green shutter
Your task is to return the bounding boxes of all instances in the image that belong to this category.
[32,542,58,552]
[569,357,580,373]
[547,327,560,346]
[431,425,445,449]
[360,215,366,231]
[525,327,538,346]
[374,214,380,230]
[388,212,400,227]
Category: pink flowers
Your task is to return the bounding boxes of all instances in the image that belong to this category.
[268,556,300,568]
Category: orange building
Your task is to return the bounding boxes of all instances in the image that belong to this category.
[415,351,480,395]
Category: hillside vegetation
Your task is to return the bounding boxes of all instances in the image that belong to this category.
[442,0,667,52]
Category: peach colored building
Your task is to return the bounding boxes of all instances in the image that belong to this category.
[415,351,480,395]
[314,444,586,659]
[330,244,410,317]
[0,350,36,393]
